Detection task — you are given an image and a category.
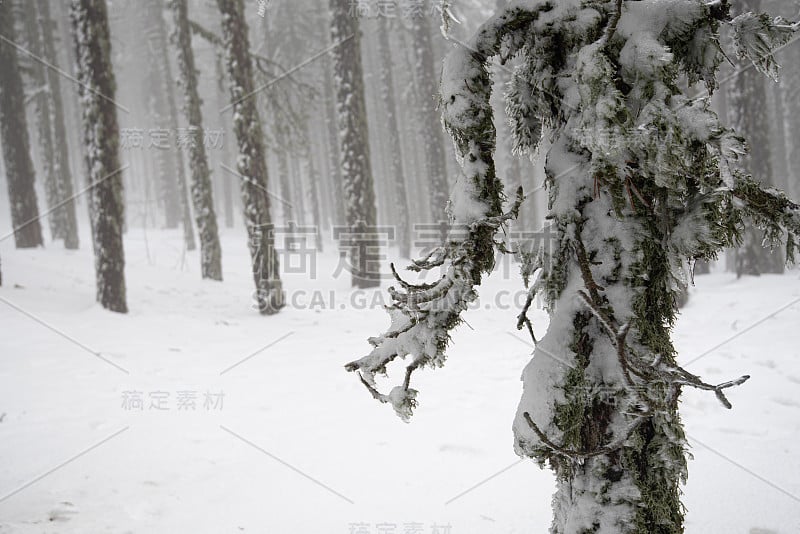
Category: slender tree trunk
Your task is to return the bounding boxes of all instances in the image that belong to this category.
[0,1,44,249]
[36,0,80,249]
[778,25,800,201]
[216,0,283,314]
[409,11,449,224]
[21,0,60,243]
[170,0,222,280]
[324,56,345,227]
[159,25,196,251]
[289,155,306,226]
[729,0,784,276]
[143,0,182,230]
[306,149,323,251]
[375,17,410,258]
[276,149,293,223]
[214,53,235,229]
[70,0,127,313]
[330,1,381,288]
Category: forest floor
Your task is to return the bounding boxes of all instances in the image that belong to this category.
[0,228,798,533]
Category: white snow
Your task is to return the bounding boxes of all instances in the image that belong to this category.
[0,228,799,533]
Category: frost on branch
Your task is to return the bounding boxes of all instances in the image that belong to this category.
[345,3,549,421]
[732,11,798,80]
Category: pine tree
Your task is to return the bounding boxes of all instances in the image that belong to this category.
[216,0,284,314]
[330,0,380,288]
[347,2,800,532]
[376,16,411,258]
[0,0,44,249]
[71,0,127,313]
[169,0,223,280]
[36,0,80,249]
[409,8,449,223]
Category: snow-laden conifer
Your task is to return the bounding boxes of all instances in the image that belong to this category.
[348,1,800,531]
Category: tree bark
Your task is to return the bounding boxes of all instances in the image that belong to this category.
[330,1,380,288]
[70,0,127,313]
[216,0,284,314]
[0,1,44,249]
[170,0,223,280]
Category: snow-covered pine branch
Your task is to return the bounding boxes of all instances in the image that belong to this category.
[345,2,547,420]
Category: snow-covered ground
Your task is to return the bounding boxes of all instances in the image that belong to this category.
[0,228,798,533]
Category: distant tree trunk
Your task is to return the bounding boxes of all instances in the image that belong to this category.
[170,0,222,280]
[409,12,449,223]
[306,150,323,251]
[376,17,411,258]
[21,1,60,243]
[216,0,284,314]
[694,259,711,275]
[276,149,293,223]
[214,53,235,229]
[779,28,800,201]
[36,0,80,249]
[330,0,380,288]
[324,57,345,227]
[70,0,127,313]
[768,80,789,191]
[729,0,784,276]
[290,155,306,226]
[0,1,44,249]
[159,23,196,251]
[143,0,182,230]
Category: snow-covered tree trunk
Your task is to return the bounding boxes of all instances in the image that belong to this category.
[376,17,411,258]
[329,0,380,288]
[409,9,449,224]
[216,0,284,314]
[70,0,127,313]
[347,2,800,532]
[36,0,80,250]
[0,0,44,249]
[170,0,223,281]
